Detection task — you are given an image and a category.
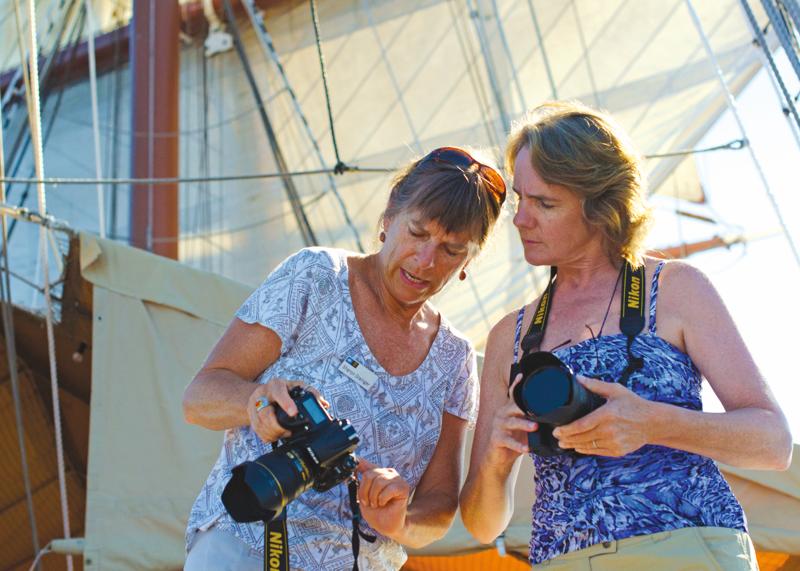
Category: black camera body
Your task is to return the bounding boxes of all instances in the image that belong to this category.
[511,351,605,457]
[222,386,359,523]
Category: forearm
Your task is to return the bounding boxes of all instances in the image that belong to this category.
[459,456,519,544]
[648,401,792,470]
[182,370,258,430]
[388,490,458,549]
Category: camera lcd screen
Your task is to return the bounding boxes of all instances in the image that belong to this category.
[303,396,328,424]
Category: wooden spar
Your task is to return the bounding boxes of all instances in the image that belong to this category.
[649,235,740,259]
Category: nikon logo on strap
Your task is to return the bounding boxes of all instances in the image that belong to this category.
[266,516,289,571]
[626,275,641,309]
[268,530,285,570]
[533,291,549,325]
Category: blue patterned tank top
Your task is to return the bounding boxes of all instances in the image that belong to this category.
[512,262,747,565]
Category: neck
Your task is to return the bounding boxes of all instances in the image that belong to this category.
[364,254,426,328]
[554,254,620,291]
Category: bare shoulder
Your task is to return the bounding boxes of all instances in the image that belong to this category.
[654,259,719,312]
[648,259,732,350]
[485,308,524,359]
[481,307,527,389]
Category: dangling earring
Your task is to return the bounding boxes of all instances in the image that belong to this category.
[459,269,467,281]
[379,231,386,243]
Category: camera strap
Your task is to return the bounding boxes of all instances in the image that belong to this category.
[517,262,645,383]
[264,511,289,571]
[520,266,558,355]
[261,480,376,571]
[618,262,645,386]
[348,477,377,571]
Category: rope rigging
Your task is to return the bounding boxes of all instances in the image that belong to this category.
[223,0,318,247]
[0,137,747,187]
[7,1,86,239]
[688,0,800,268]
[17,0,74,568]
[310,0,350,175]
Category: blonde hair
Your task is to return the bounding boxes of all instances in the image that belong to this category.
[506,101,652,266]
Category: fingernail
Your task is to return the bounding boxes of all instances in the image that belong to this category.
[552,428,561,437]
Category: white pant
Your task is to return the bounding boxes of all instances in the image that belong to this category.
[184,527,263,571]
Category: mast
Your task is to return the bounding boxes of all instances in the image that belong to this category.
[129,0,180,258]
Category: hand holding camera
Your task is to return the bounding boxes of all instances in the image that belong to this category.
[484,375,539,465]
[552,376,653,457]
[511,351,605,457]
[224,386,359,523]
[247,379,329,443]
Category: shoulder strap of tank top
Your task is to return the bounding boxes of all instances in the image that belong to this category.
[648,261,666,334]
[512,306,526,364]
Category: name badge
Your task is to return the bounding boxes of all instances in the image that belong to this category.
[338,356,379,392]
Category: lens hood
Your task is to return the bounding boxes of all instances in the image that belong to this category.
[512,351,576,419]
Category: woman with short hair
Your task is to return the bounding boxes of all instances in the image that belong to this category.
[459,101,791,570]
[183,146,506,571]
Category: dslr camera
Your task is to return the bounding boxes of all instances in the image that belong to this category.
[511,352,604,457]
[222,386,359,522]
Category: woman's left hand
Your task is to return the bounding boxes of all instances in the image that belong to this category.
[356,458,411,538]
[553,376,654,457]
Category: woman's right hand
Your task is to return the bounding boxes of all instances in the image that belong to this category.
[485,374,538,465]
[245,379,328,444]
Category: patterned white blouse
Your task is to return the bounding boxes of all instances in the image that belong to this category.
[186,247,479,570]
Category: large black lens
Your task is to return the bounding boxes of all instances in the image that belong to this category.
[222,445,314,523]
[519,366,571,417]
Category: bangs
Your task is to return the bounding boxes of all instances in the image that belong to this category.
[406,167,490,242]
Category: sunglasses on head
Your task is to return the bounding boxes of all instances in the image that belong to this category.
[419,146,506,205]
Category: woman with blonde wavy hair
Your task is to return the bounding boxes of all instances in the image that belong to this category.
[459,101,791,570]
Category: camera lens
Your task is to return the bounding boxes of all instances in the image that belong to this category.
[222,446,313,523]
[519,366,571,417]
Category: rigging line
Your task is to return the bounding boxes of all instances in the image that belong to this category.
[490,0,527,112]
[6,264,58,293]
[0,202,73,233]
[8,6,87,239]
[6,2,85,191]
[152,190,329,243]
[744,0,800,133]
[309,0,347,173]
[466,0,512,138]
[21,0,74,567]
[6,0,80,187]
[447,0,503,154]
[571,0,601,108]
[243,0,364,252]
[84,0,105,238]
[146,0,155,251]
[56,97,277,137]
[0,58,41,571]
[442,1,497,331]
[643,138,747,159]
[0,166,397,185]
[201,38,212,268]
[765,0,800,79]
[362,0,423,154]
[526,0,558,99]
[688,0,800,268]
[10,0,35,164]
[2,0,74,112]
[223,0,318,247]
[108,24,123,239]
